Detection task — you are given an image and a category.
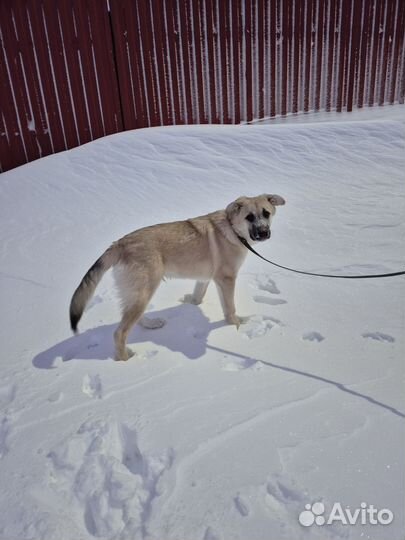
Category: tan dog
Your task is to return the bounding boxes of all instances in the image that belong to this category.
[69,194,285,361]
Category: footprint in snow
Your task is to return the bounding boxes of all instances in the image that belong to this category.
[240,315,282,340]
[302,331,325,342]
[254,276,281,295]
[234,493,250,517]
[82,374,103,399]
[138,350,159,361]
[362,332,395,343]
[47,419,174,538]
[203,527,223,540]
[0,417,11,459]
[48,391,63,403]
[266,478,303,504]
[0,383,17,410]
[0,383,17,458]
[253,295,287,306]
[221,357,262,371]
[264,476,306,519]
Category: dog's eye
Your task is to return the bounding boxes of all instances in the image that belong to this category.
[245,213,255,222]
[262,209,270,219]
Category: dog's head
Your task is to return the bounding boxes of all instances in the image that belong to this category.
[226,194,285,243]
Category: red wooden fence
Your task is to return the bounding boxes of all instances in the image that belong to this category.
[0,0,122,172]
[1,0,404,172]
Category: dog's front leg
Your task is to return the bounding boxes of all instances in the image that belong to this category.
[215,275,242,328]
[181,280,210,305]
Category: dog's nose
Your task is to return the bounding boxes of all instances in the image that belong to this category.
[258,229,270,239]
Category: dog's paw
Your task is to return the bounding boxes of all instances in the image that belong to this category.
[226,315,249,329]
[140,316,166,330]
[180,294,201,305]
[115,347,135,362]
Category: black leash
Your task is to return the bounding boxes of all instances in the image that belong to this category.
[237,236,405,279]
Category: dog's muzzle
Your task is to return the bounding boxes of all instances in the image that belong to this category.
[250,228,271,241]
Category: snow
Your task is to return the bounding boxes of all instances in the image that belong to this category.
[0,105,404,540]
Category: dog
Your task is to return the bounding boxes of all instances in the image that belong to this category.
[69,194,285,361]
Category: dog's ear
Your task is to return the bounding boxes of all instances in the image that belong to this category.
[266,194,285,206]
[226,199,244,218]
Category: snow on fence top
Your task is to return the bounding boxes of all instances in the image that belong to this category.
[0,0,404,172]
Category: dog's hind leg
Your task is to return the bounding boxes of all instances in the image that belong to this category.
[181,280,210,305]
[114,272,161,361]
[114,302,148,361]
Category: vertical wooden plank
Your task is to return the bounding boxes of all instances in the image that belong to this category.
[0,42,27,169]
[303,0,313,112]
[261,0,266,119]
[201,0,212,123]
[205,0,218,123]
[0,112,13,172]
[342,0,352,108]
[218,0,230,122]
[174,0,189,123]
[400,31,405,104]
[368,0,383,106]
[291,0,301,113]
[178,0,194,123]
[389,0,405,104]
[0,3,28,168]
[129,0,154,127]
[164,0,183,124]
[287,0,294,114]
[58,0,92,142]
[314,0,325,111]
[12,1,54,156]
[251,0,257,119]
[151,0,171,125]
[137,0,161,126]
[275,0,281,115]
[378,0,396,105]
[41,0,79,147]
[27,0,66,152]
[212,0,221,122]
[0,1,39,162]
[226,0,234,122]
[346,0,361,111]
[109,1,137,129]
[298,0,306,112]
[87,0,123,134]
[325,0,337,111]
[336,0,348,111]
[238,0,244,120]
[191,0,206,123]
[232,0,241,123]
[73,0,104,138]
[263,0,269,117]
[281,0,289,115]
[257,0,264,119]
[126,1,150,127]
[245,0,253,121]
[357,0,372,107]
[269,0,276,116]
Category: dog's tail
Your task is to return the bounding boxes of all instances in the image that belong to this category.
[69,244,119,333]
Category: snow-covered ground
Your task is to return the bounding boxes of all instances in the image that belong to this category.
[0,105,404,540]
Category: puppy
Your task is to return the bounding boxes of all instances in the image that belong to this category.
[69,194,285,360]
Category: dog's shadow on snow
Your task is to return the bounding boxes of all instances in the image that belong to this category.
[32,305,405,419]
[33,304,225,369]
